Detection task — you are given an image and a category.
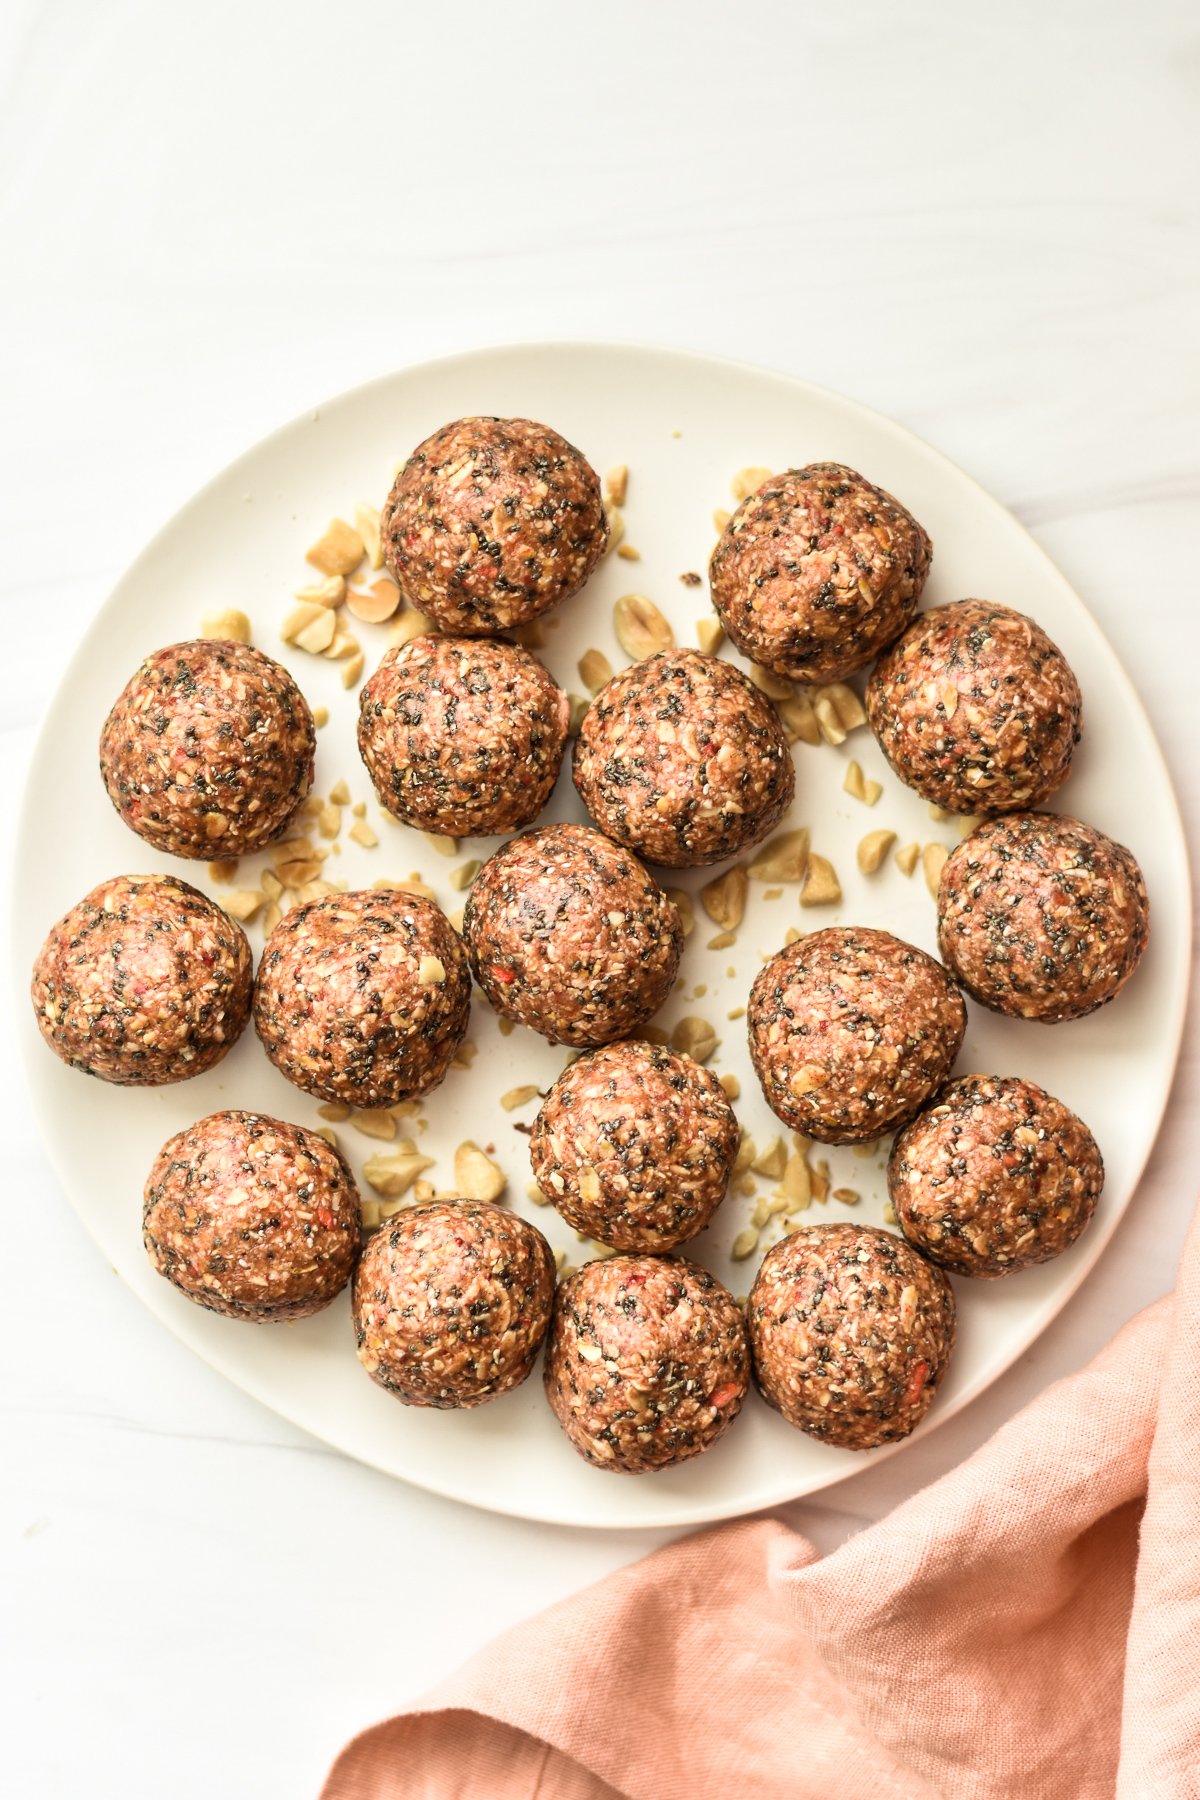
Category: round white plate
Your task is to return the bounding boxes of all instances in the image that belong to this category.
[15,343,1190,1529]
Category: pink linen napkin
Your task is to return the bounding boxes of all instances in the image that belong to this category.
[320,1203,1200,1800]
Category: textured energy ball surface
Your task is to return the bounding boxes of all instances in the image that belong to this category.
[530,1041,739,1250]
[358,635,569,837]
[253,889,470,1105]
[572,649,795,867]
[462,824,682,1047]
[709,462,931,683]
[543,1255,750,1472]
[748,926,966,1143]
[866,599,1083,814]
[99,639,315,857]
[888,1074,1104,1278]
[31,873,252,1085]
[352,1201,555,1407]
[937,813,1150,1022]
[143,1110,361,1320]
[748,1223,956,1449]
[380,416,607,632]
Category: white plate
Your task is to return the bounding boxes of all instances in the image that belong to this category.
[14,343,1191,1529]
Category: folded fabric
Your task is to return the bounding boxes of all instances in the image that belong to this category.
[320,1203,1200,1800]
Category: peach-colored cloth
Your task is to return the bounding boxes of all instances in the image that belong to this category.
[321,1204,1200,1800]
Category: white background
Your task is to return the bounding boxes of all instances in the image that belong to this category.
[1,3,1196,1796]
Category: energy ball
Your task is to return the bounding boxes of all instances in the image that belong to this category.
[100,639,315,858]
[357,634,569,838]
[748,1223,956,1449]
[709,462,932,684]
[143,1110,361,1321]
[937,813,1150,1023]
[543,1255,749,1473]
[572,649,795,868]
[529,1041,739,1251]
[462,824,682,1047]
[748,926,966,1144]
[888,1074,1104,1279]
[380,416,608,633]
[352,1201,555,1408]
[253,889,470,1106]
[865,599,1083,814]
[31,873,252,1086]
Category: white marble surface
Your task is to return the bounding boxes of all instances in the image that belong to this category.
[2,3,1197,1795]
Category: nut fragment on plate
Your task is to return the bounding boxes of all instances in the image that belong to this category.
[749,664,796,702]
[748,829,810,883]
[354,502,383,570]
[696,616,725,654]
[700,865,748,931]
[500,1084,540,1112]
[578,648,614,694]
[813,683,867,746]
[306,518,365,577]
[844,760,883,806]
[604,463,629,507]
[454,1140,507,1202]
[776,690,821,746]
[664,888,695,937]
[346,579,401,624]
[362,1144,436,1198]
[390,608,439,649]
[295,575,346,608]
[351,1108,397,1142]
[800,852,841,906]
[857,829,897,875]
[449,860,481,892]
[613,593,674,661]
[670,1015,718,1063]
[895,840,920,877]
[923,842,949,897]
[732,465,773,501]
[200,609,252,644]
[223,888,265,922]
[752,1137,787,1180]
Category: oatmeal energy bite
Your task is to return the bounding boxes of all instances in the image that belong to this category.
[353,1201,555,1408]
[31,873,253,1085]
[144,1110,361,1321]
[463,823,682,1047]
[381,416,608,632]
[748,925,966,1143]
[748,1223,956,1449]
[937,813,1149,1022]
[100,639,315,857]
[572,649,794,867]
[866,599,1083,814]
[710,462,931,683]
[530,1040,739,1251]
[358,635,569,837]
[544,1255,750,1472]
[889,1075,1104,1278]
[253,888,470,1105]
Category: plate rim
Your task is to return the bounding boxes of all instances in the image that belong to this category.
[13,337,1194,1530]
